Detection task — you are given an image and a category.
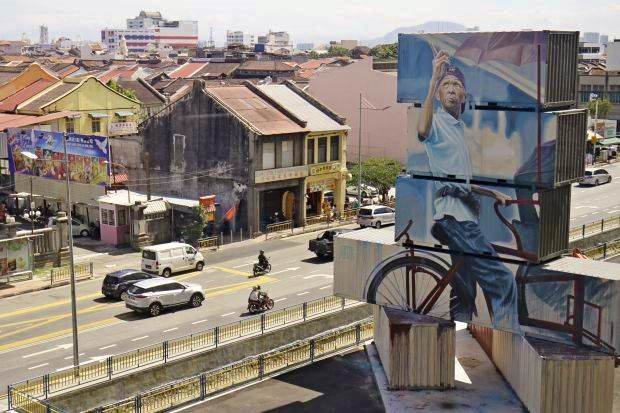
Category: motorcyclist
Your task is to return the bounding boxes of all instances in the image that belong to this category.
[257,250,269,270]
[249,285,267,303]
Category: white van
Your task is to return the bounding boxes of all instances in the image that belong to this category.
[141,242,205,277]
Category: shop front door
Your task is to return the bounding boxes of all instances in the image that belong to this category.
[282,191,295,221]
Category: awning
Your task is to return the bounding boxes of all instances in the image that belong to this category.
[89,112,108,118]
[144,200,167,215]
[115,110,134,117]
[600,137,620,146]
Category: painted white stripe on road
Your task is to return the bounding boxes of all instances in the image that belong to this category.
[232,262,254,268]
[221,312,235,317]
[64,353,85,360]
[131,335,149,342]
[297,291,310,296]
[191,319,208,325]
[319,285,332,290]
[273,298,287,303]
[28,363,49,370]
[606,210,620,214]
[99,344,117,350]
[163,327,178,333]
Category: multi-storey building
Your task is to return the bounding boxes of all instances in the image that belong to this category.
[101,11,198,54]
[226,31,255,48]
[578,42,620,122]
[262,31,294,54]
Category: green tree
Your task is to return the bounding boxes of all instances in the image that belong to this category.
[588,98,612,118]
[326,46,352,57]
[307,50,320,59]
[370,43,398,60]
[182,206,207,246]
[106,79,138,101]
[349,158,403,201]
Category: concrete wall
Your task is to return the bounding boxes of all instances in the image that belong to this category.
[49,304,372,412]
[569,227,620,250]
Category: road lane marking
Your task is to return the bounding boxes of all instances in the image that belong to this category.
[303,274,333,279]
[273,298,287,303]
[319,285,332,290]
[574,206,599,209]
[191,319,208,325]
[204,277,277,298]
[64,353,85,360]
[99,344,117,350]
[297,292,310,296]
[163,327,178,333]
[28,363,49,370]
[0,318,121,353]
[208,266,252,278]
[221,312,235,317]
[0,292,102,321]
[606,210,620,214]
[23,343,72,358]
[131,335,148,342]
[232,262,254,268]
[270,267,301,276]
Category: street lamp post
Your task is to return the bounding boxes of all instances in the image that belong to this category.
[590,93,600,163]
[20,152,41,235]
[357,95,391,206]
[62,133,80,367]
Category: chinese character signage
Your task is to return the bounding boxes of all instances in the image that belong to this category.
[8,129,110,185]
[108,121,138,136]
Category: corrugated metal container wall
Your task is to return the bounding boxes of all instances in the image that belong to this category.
[538,184,571,261]
[373,305,392,379]
[492,330,615,413]
[545,32,579,108]
[554,109,587,185]
[0,132,8,158]
[467,324,493,358]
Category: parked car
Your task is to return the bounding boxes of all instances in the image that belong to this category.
[125,278,205,317]
[357,205,395,229]
[579,168,612,186]
[101,269,159,300]
[71,218,90,237]
[308,229,346,258]
[141,242,205,277]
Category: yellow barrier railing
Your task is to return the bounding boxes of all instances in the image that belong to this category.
[50,262,93,286]
[198,237,219,250]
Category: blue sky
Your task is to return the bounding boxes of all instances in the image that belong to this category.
[1,0,618,45]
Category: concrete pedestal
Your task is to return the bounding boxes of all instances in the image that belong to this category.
[470,325,616,413]
[373,306,455,390]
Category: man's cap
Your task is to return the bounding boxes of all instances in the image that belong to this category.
[439,65,466,90]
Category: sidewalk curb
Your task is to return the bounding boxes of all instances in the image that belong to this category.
[0,276,93,299]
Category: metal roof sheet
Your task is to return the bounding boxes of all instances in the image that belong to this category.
[207,86,305,136]
[538,257,620,281]
[0,79,57,112]
[18,81,78,113]
[144,200,167,215]
[256,84,349,133]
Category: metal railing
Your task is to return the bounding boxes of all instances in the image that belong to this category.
[50,262,93,286]
[304,214,328,227]
[569,215,620,241]
[9,387,66,413]
[265,220,294,239]
[85,318,374,413]
[8,295,360,407]
[582,239,620,260]
[197,236,219,251]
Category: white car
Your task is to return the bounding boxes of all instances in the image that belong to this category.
[579,168,611,186]
[125,278,205,317]
[357,205,395,229]
[141,242,205,277]
[71,219,90,237]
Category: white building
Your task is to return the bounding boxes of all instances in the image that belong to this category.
[263,31,293,54]
[226,31,255,48]
[583,32,600,43]
[39,25,49,45]
[102,11,198,54]
[297,43,314,51]
[607,42,620,72]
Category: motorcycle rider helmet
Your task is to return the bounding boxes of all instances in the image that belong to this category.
[260,250,264,254]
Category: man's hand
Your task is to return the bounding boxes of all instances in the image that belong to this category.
[490,190,512,206]
[431,51,450,84]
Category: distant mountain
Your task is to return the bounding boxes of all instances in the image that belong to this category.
[364,21,471,47]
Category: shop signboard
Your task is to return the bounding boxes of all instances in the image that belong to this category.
[108,121,138,136]
[334,233,620,355]
[8,128,110,186]
[309,162,340,176]
[255,165,307,184]
[308,178,336,192]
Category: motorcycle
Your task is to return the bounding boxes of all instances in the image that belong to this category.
[247,294,274,314]
[253,260,272,277]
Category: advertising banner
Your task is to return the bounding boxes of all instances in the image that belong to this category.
[334,233,620,354]
[405,107,568,187]
[0,239,31,276]
[8,129,110,186]
[397,31,548,107]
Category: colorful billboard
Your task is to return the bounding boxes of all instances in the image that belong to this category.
[397,31,548,107]
[405,107,586,187]
[334,233,620,355]
[394,176,570,263]
[8,129,110,185]
[0,238,31,276]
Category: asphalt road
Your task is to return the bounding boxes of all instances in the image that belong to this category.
[0,227,348,393]
[569,162,620,227]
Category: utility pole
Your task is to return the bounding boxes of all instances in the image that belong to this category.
[62,132,79,367]
[144,152,151,201]
[357,93,362,207]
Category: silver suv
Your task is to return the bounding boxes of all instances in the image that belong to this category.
[125,278,204,317]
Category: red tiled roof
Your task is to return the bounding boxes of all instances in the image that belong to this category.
[299,60,324,70]
[0,110,78,130]
[0,79,57,112]
[56,65,80,78]
[237,61,296,72]
[206,86,305,136]
[169,62,208,79]
[98,65,139,84]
